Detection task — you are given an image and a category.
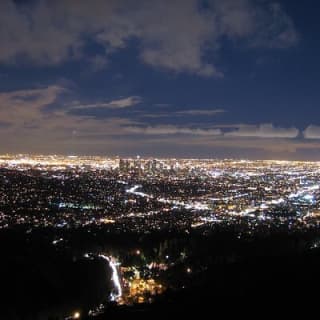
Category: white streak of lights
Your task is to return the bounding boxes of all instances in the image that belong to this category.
[99,254,122,301]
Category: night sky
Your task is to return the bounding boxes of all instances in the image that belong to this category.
[1,0,320,159]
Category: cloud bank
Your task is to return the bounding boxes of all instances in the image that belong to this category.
[0,85,66,124]
[303,125,320,139]
[2,85,319,159]
[126,125,222,136]
[225,124,299,139]
[70,96,142,110]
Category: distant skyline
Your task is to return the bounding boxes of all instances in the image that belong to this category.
[1,0,320,159]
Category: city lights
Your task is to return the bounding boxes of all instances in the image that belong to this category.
[2,154,320,317]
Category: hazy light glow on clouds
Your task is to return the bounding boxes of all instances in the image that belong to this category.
[126,125,222,136]
[125,123,301,139]
[0,86,319,157]
[0,0,298,76]
[0,85,306,147]
[0,86,303,142]
[0,85,66,124]
[303,125,320,139]
[70,96,142,110]
[175,136,320,153]
[225,123,299,138]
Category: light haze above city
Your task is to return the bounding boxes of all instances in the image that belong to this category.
[0,0,320,159]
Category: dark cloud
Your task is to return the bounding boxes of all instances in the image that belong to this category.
[0,0,298,76]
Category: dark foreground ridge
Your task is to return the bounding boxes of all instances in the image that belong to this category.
[1,227,320,319]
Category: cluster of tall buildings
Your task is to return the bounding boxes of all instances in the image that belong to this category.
[119,157,167,174]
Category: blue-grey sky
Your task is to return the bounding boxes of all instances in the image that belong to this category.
[1,0,320,159]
